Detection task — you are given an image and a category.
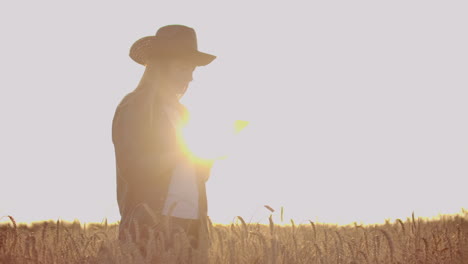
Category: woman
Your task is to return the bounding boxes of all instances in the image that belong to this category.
[112,25,216,250]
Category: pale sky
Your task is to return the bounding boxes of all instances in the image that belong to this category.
[1,1,466,226]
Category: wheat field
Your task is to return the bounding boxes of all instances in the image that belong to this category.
[1,211,467,264]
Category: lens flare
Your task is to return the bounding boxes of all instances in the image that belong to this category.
[180,118,249,161]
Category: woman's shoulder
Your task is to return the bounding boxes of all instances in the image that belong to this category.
[117,89,162,113]
[113,90,157,128]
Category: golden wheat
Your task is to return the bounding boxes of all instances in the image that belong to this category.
[0,212,467,263]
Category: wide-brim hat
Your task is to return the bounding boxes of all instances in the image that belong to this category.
[130,25,216,66]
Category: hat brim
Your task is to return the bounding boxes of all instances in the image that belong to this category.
[130,36,216,66]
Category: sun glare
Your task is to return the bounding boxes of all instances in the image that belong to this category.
[180,112,249,161]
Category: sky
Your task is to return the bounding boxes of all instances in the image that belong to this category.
[0,0,466,226]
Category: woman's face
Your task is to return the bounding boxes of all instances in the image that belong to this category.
[165,58,197,96]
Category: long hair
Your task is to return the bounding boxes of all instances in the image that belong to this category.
[134,57,188,129]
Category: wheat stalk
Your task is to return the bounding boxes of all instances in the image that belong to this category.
[396,218,406,234]
[309,220,317,241]
[376,228,395,263]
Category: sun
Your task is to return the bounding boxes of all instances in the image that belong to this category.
[178,109,249,161]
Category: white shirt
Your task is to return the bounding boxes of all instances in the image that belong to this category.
[161,104,199,219]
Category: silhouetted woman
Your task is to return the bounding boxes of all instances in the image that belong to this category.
[112,25,216,251]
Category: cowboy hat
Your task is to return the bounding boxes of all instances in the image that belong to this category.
[129,25,216,66]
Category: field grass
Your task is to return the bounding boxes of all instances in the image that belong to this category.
[1,211,467,264]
